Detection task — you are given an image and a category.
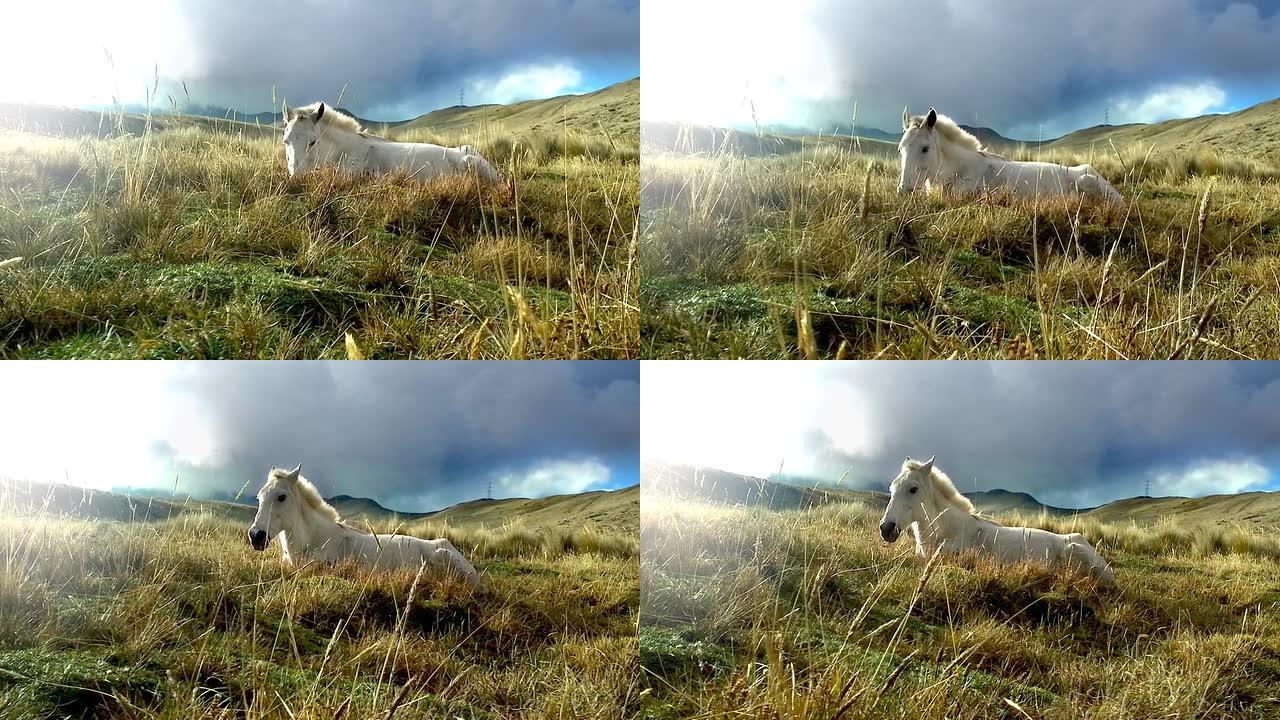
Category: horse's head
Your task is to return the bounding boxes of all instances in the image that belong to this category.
[282,103,327,177]
[897,107,941,195]
[879,456,936,542]
[247,464,304,551]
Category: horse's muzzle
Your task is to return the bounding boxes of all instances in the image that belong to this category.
[248,528,268,551]
[879,521,900,543]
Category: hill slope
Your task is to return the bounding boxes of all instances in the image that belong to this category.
[643,462,1280,530]
[0,103,274,138]
[0,478,638,534]
[641,461,881,510]
[1047,96,1280,157]
[395,77,638,141]
[427,484,639,535]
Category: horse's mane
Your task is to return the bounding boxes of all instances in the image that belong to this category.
[291,102,380,139]
[271,467,342,523]
[904,458,975,514]
[909,113,985,153]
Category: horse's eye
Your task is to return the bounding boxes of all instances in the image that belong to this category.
[277,494,287,502]
[921,146,930,154]
[909,487,918,494]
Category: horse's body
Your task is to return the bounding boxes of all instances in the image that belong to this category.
[878,457,1114,584]
[247,465,479,587]
[898,108,1122,204]
[283,102,501,186]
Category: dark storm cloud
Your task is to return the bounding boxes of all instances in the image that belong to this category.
[804,0,1280,137]
[797,363,1280,508]
[160,362,639,511]
[165,0,638,115]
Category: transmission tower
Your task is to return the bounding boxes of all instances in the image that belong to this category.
[487,478,493,499]
[1144,477,1151,497]
[459,87,465,107]
[1104,106,1111,125]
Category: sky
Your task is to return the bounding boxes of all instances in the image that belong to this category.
[642,0,1280,139]
[0,0,639,119]
[643,362,1280,508]
[0,362,639,512]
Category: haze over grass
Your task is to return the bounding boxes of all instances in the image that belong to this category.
[0,79,639,359]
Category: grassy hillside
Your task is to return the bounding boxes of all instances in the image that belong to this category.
[0,478,254,524]
[428,485,639,536]
[641,120,899,159]
[0,488,638,718]
[395,78,639,144]
[1047,97,1280,158]
[640,462,881,511]
[0,103,276,140]
[1,478,642,537]
[641,494,1280,719]
[641,463,1280,532]
[643,127,1280,359]
[1085,490,1280,530]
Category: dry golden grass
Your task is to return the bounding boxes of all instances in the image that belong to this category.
[640,495,1280,719]
[0,497,639,718]
[0,110,638,358]
[641,143,1280,359]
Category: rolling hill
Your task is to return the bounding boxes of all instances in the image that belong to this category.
[426,484,639,535]
[390,77,639,141]
[0,102,274,138]
[0,478,638,535]
[1045,96,1280,157]
[650,94,1280,160]
[640,120,899,158]
[643,462,1280,530]
[0,77,639,143]
[641,461,883,510]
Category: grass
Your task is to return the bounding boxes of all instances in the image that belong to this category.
[639,494,1280,719]
[641,141,1280,359]
[0,497,639,718]
[0,106,638,359]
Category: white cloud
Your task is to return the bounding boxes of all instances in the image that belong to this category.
[470,63,584,105]
[1110,83,1228,125]
[495,458,610,497]
[1151,459,1270,498]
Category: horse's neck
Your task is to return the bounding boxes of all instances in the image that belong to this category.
[282,508,344,556]
[936,142,990,182]
[915,498,974,552]
[320,129,370,158]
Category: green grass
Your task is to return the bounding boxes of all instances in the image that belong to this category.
[0,499,639,718]
[0,104,638,359]
[641,143,1280,359]
[640,494,1280,719]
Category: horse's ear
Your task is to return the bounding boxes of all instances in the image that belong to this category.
[286,463,302,481]
[902,107,910,131]
[314,103,325,122]
[921,456,935,474]
[926,108,937,130]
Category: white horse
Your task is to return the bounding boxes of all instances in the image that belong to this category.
[246,464,479,587]
[898,108,1123,204]
[878,457,1115,584]
[282,102,502,187]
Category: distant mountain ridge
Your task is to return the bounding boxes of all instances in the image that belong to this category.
[642,461,1280,530]
[648,94,1280,158]
[0,478,637,534]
